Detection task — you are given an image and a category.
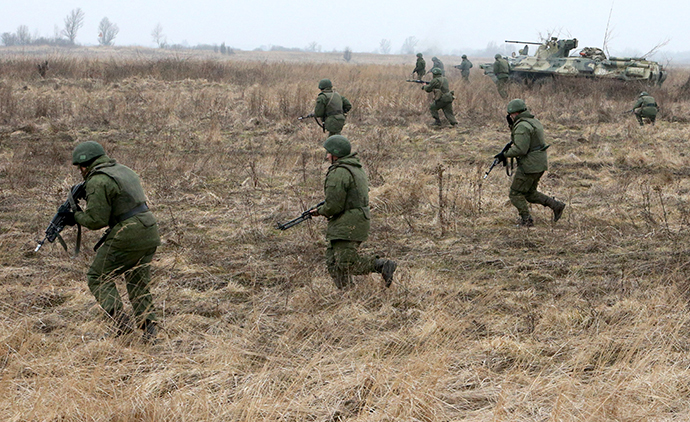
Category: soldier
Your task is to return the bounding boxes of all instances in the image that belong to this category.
[493,54,510,99]
[430,56,445,75]
[68,141,161,342]
[314,78,352,137]
[457,54,473,83]
[309,135,397,289]
[413,53,426,80]
[423,67,458,127]
[632,91,658,126]
[494,99,565,227]
[519,45,529,56]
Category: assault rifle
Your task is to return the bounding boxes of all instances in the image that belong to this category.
[483,141,514,179]
[297,113,325,132]
[276,201,325,231]
[35,182,86,253]
[406,79,430,85]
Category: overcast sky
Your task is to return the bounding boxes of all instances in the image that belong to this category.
[1,0,687,58]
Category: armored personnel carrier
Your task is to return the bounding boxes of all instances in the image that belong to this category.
[481,37,666,86]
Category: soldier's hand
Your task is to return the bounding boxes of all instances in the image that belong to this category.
[309,208,319,217]
[58,210,77,226]
[494,152,506,163]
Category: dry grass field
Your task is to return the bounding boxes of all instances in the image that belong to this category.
[2,48,690,421]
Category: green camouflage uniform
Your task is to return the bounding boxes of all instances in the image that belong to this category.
[314,89,352,137]
[504,111,552,220]
[413,55,426,79]
[431,57,445,75]
[74,154,160,328]
[423,72,457,126]
[316,154,376,289]
[458,57,473,82]
[633,93,658,126]
[493,56,510,99]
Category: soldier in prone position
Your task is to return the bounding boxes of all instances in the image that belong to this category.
[69,141,161,342]
[494,100,565,227]
[314,79,352,137]
[309,135,397,289]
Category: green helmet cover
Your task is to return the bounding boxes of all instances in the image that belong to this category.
[318,78,332,90]
[416,53,423,57]
[72,141,105,165]
[495,53,502,59]
[640,91,649,96]
[462,54,467,59]
[507,99,527,114]
[323,135,351,157]
[431,68,442,75]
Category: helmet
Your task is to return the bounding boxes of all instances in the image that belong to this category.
[495,53,502,59]
[72,141,105,165]
[462,54,467,59]
[507,99,527,114]
[323,135,351,157]
[431,68,442,76]
[416,53,422,58]
[318,78,332,90]
[640,91,649,96]
[432,56,438,61]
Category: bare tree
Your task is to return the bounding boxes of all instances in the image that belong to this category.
[1,32,17,46]
[401,36,418,55]
[16,25,31,45]
[97,17,119,46]
[151,23,166,48]
[379,39,391,54]
[305,41,321,52]
[62,8,84,45]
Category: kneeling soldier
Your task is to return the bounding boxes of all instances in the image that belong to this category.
[310,135,397,289]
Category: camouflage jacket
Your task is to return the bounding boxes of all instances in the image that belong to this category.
[316,154,370,242]
[315,89,352,133]
[424,75,453,102]
[74,155,160,251]
[493,58,510,79]
[413,58,426,75]
[633,95,658,116]
[458,58,473,75]
[505,111,548,174]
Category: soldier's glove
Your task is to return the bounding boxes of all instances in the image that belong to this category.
[506,114,514,129]
[58,209,77,226]
[494,152,507,165]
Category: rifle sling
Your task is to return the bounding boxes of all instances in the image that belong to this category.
[56,224,82,257]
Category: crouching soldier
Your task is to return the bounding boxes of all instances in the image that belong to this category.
[309,135,397,289]
[70,141,161,342]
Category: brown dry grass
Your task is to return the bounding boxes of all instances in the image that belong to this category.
[2,50,690,421]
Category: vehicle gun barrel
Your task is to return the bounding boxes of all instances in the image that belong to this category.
[504,40,543,45]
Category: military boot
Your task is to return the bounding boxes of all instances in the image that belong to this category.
[432,117,442,126]
[141,320,158,344]
[519,215,534,227]
[374,259,397,288]
[108,310,134,337]
[545,197,566,222]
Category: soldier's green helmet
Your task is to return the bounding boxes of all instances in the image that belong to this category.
[431,68,443,76]
[318,78,332,90]
[462,54,467,59]
[416,53,423,58]
[72,141,105,165]
[640,91,649,97]
[495,53,502,59]
[507,99,527,114]
[323,135,351,157]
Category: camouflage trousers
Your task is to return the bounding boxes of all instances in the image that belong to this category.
[87,245,157,327]
[461,73,470,83]
[635,109,657,126]
[509,168,550,219]
[326,240,377,289]
[324,116,346,137]
[430,99,458,125]
[495,77,509,99]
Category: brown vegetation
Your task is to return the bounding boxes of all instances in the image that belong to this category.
[2,50,690,421]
